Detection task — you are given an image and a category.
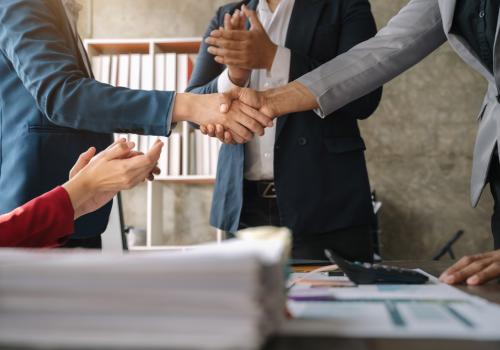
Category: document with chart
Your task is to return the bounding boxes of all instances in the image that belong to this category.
[286,271,500,340]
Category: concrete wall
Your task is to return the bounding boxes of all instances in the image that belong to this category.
[78,0,495,259]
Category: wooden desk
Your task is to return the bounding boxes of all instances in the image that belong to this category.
[265,260,500,350]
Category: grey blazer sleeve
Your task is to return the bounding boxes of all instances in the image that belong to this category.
[297,0,447,116]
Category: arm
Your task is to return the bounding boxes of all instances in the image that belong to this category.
[0,0,173,136]
[220,0,448,119]
[0,139,164,248]
[329,0,382,119]
[0,187,75,248]
[295,0,446,117]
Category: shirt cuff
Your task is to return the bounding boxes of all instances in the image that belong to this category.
[296,75,328,119]
[217,68,249,93]
[166,92,176,136]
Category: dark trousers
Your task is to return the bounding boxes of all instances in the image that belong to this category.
[239,181,374,262]
[60,235,102,249]
[488,148,500,249]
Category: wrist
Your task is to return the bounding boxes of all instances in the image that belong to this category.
[228,69,250,87]
[263,81,318,117]
[62,175,92,219]
[172,93,196,123]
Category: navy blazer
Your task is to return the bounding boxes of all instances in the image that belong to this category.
[0,0,174,238]
[187,0,382,235]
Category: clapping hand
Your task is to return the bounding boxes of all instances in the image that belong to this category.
[63,138,163,219]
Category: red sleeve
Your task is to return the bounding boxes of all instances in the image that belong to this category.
[0,186,75,248]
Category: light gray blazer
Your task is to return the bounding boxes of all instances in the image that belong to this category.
[297,0,500,207]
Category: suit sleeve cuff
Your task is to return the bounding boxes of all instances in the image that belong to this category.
[165,92,176,135]
[217,68,249,93]
[296,75,328,119]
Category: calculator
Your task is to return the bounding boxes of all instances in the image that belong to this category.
[324,249,429,284]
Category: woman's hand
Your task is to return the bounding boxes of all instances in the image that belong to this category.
[439,250,500,285]
[63,138,163,219]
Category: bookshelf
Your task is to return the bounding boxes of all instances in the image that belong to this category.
[84,38,224,250]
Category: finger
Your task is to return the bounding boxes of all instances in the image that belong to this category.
[214,55,246,67]
[242,5,264,31]
[228,130,245,144]
[200,125,208,134]
[103,141,134,161]
[231,10,240,29]
[70,147,96,178]
[467,262,500,285]
[145,140,163,165]
[223,131,235,144]
[210,29,247,41]
[219,89,241,113]
[206,124,216,137]
[215,124,225,141]
[442,258,492,284]
[205,36,243,50]
[439,254,483,281]
[239,102,274,128]
[207,46,243,58]
[224,12,232,30]
[231,102,264,136]
[222,114,253,142]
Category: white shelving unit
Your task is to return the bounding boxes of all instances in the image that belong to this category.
[85,38,223,250]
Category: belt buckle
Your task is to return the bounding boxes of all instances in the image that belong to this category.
[262,182,277,199]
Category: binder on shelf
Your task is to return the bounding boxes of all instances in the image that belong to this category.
[141,54,153,91]
[169,133,181,176]
[209,138,220,176]
[154,53,166,91]
[195,130,203,176]
[159,136,169,177]
[202,134,210,176]
[165,53,177,91]
[110,55,119,86]
[117,54,130,88]
[91,56,102,81]
[129,53,141,90]
[100,55,111,84]
[189,131,196,175]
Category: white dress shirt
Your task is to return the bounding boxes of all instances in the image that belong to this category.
[217,0,295,181]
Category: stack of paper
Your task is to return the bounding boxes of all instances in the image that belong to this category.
[0,238,287,349]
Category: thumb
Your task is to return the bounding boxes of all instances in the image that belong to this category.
[219,87,242,113]
[146,139,163,165]
[242,5,263,31]
[70,147,96,179]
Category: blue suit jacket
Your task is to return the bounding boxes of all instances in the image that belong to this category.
[187,0,382,235]
[0,0,174,238]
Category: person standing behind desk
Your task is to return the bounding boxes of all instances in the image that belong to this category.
[210,0,500,284]
[187,0,382,261]
[0,0,273,249]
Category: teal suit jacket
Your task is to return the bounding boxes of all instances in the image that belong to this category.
[0,0,174,238]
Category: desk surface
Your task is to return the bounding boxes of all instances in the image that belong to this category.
[266,260,500,350]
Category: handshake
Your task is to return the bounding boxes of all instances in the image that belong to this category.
[175,4,318,144]
[201,87,277,144]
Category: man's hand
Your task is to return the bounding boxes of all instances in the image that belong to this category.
[221,10,251,86]
[173,92,273,144]
[201,87,277,143]
[439,250,500,285]
[206,5,277,71]
[63,139,163,219]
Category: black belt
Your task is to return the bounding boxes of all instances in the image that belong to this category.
[244,180,277,199]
